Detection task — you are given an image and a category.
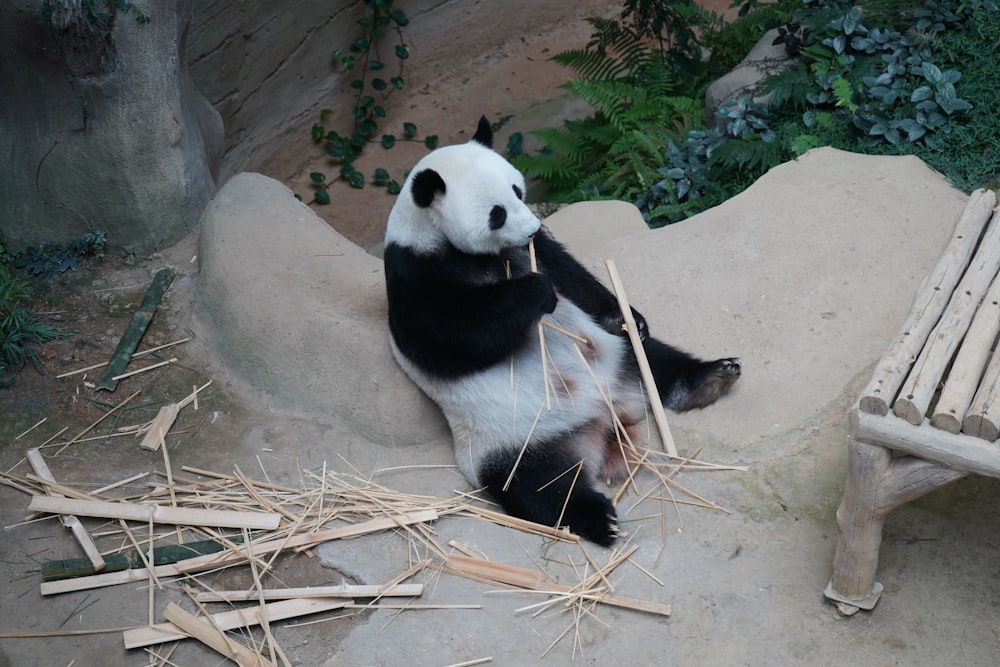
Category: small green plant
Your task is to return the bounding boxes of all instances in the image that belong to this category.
[308,0,438,202]
[3,230,106,282]
[0,264,68,386]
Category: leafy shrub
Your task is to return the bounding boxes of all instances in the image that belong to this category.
[511,17,704,206]
[3,230,106,282]
[0,264,67,386]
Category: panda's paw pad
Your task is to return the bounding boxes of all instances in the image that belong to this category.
[564,491,618,547]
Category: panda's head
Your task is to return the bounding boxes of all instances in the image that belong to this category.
[385,117,540,256]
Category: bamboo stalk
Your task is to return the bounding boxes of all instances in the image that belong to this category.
[98,268,176,391]
[42,510,439,595]
[605,259,677,457]
[25,449,106,572]
[529,238,552,411]
[110,357,177,382]
[28,496,282,530]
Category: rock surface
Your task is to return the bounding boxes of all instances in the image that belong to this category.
[0,0,222,255]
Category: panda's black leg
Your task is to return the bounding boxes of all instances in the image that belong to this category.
[642,338,741,412]
[477,445,618,547]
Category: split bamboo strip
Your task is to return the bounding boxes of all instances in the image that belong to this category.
[161,602,274,667]
[42,510,439,595]
[25,449,105,572]
[56,337,191,379]
[123,599,349,649]
[445,554,671,617]
[605,259,678,457]
[931,266,1000,432]
[859,189,998,414]
[28,496,282,530]
[193,583,424,602]
[460,506,579,542]
[111,357,177,382]
[894,206,1000,424]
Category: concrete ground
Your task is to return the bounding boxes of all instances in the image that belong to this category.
[2,143,999,666]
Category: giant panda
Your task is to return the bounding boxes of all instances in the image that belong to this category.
[383,117,740,546]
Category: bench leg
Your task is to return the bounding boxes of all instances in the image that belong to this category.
[825,438,967,613]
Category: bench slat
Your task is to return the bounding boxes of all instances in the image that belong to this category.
[893,204,1000,424]
[932,233,1000,433]
[859,189,998,415]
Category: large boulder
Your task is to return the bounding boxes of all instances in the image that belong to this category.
[0,0,222,255]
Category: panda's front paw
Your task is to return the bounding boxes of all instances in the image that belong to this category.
[598,307,649,341]
[524,272,558,314]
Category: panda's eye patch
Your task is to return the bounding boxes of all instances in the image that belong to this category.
[489,205,507,230]
[512,184,524,200]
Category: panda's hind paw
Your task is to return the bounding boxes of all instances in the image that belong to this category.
[563,488,619,547]
[676,357,741,411]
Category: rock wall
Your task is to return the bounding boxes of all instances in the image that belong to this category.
[0,0,222,255]
[186,0,622,182]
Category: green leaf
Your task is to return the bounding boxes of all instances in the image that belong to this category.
[382,134,396,149]
[360,95,375,109]
[369,60,385,71]
[390,9,409,26]
[395,44,410,59]
[424,135,439,149]
[390,76,404,90]
[373,105,386,118]
[314,188,331,205]
[311,124,325,142]
[373,167,390,182]
[387,180,402,195]
[403,122,417,136]
[372,78,387,91]
[348,171,365,188]
[350,78,365,90]
[309,172,326,184]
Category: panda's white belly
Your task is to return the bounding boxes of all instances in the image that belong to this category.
[390,299,636,484]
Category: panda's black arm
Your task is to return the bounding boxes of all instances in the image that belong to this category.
[532,229,648,338]
[385,243,557,376]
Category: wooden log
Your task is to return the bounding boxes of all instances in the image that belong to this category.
[161,602,274,667]
[193,583,423,602]
[859,189,997,414]
[28,496,281,530]
[853,409,1000,479]
[25,449,105,572]
[605,259,677,457]
[98,268,175,391]
[893,205,1000,424]
[932,266,1000,432]
[963,349,1000,441]
[123,598,348,650]
[42,510,439,595]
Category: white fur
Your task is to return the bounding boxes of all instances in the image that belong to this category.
[387,138,649,487]
[385,142,540,255]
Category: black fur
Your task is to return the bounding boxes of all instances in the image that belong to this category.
[411,169,446,208]
[478,443,619,546]
[472,115,493,148]
[384,241,556,378]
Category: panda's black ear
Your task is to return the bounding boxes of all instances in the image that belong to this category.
[471,115,493,149]
[411,169,446,209]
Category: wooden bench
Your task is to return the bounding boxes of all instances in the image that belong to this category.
[824,188,1000,614]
